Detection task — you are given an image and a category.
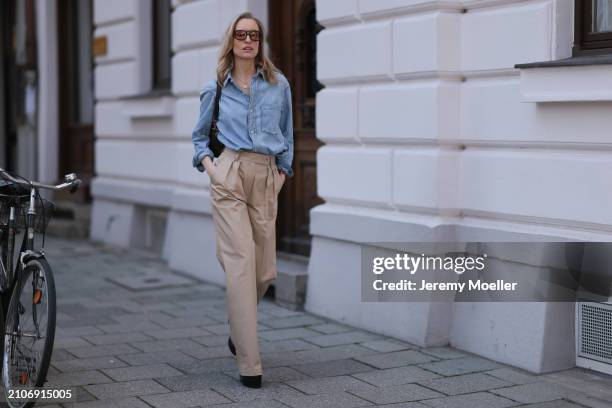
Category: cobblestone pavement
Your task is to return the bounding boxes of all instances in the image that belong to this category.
[24,237,612,407]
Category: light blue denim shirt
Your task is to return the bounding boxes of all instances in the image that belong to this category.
[191,67,294,177]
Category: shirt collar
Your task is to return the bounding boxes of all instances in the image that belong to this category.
[223,65,265,87]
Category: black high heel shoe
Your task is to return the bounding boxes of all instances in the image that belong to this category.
[240,374,262,388]
[228,336,236,356]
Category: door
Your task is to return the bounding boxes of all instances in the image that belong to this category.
[0,0,16,170]
[57,0,95,202]
[1,0,37,174]
[268,0,324,257]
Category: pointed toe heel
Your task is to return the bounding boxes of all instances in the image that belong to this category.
[239,374,262,388]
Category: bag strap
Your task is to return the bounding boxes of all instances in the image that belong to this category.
[208,82,225,157]
[212,82,222,125]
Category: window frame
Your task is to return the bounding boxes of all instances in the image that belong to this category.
[574,0,612,56]
[152,0,172,90]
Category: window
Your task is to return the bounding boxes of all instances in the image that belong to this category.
[71,0,94,125]
[152,0,171,90]
[574,0,612,55]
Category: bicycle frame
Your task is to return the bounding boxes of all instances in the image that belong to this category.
[1,187,41,294]
[0,168,79,401]
[0,170,80,295]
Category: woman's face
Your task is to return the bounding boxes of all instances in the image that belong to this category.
[233,18,260,62]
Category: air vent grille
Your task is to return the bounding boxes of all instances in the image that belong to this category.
[578,302,612,365]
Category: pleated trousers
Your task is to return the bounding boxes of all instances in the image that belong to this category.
[210,147,284,376]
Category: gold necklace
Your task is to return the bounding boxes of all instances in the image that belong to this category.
[235,76,250,90]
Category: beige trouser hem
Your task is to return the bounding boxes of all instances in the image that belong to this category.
[210,147,284,376]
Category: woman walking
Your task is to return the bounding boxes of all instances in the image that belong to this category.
[191,12,294,388]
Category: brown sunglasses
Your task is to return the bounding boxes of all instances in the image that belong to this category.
[233,30,261,41]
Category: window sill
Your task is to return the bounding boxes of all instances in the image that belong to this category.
[514,55,612,103]
[120,89,174,119]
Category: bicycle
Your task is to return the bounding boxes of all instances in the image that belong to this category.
[0,168,81,408]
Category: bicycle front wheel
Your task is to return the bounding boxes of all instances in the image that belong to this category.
[2,258,56,408]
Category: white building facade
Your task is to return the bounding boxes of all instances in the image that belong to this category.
[80,0,612,375]
[309,0,612,375]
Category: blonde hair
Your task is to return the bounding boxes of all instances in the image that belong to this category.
[217,12,279,86]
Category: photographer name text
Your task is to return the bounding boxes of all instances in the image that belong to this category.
[372,279,517,292]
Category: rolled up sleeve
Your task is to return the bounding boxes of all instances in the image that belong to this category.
[276,82,294,177]
[192,84,216,173]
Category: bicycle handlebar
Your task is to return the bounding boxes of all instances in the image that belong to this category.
[0,167,82,194]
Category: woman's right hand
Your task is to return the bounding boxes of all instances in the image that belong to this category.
[202,156,214,176]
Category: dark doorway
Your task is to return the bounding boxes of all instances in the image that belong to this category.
[0,0,16,171]
[1,0,37,173]
[57,0,95,202]
[268,0,324,257]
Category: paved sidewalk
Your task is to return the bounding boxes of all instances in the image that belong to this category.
[30,237,612,407]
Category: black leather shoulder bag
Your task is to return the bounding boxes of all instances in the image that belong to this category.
[209,82,225,158]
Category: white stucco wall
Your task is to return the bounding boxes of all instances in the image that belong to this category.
[307,0,612,373]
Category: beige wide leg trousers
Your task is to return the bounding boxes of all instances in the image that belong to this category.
[209,147,284,376]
